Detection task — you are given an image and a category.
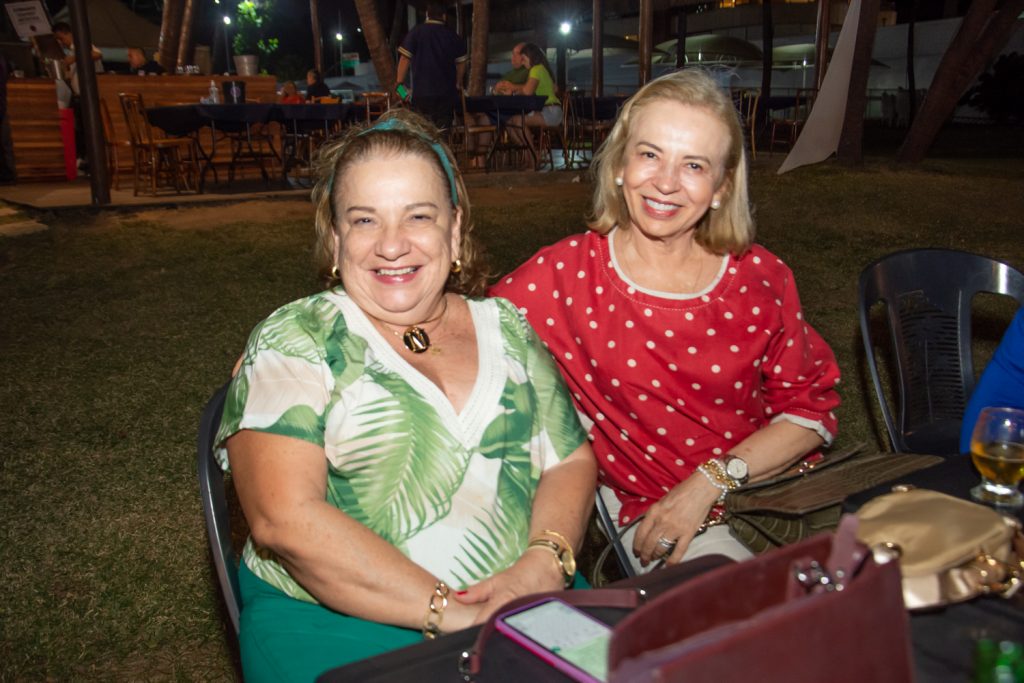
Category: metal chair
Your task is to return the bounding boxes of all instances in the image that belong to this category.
[197,382,241,638]
[594,489,636,579]
[858,249,1024,454]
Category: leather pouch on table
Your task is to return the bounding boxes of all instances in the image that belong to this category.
[607,516,914,683]
[725,444,943,553]
[855,487,1024,610]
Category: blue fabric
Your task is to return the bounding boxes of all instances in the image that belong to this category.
[960,307,1024,453]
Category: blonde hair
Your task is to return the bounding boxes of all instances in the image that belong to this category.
[588,69,754,255]
[310,109,488,295]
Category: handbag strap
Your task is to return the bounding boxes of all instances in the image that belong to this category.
[458,588,642,680]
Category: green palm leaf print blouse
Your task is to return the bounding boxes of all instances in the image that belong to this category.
[216,290,587,604]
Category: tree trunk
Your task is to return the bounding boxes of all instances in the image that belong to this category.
[760,0,773,127]
[836,0,880,165]
[592,0,603,96]
[355,0,397,93]
[468,0,489,96]
[638,0,653,87]
[176,0,196,68]
[390,0,408,52]
[897,0,1024,163]
[157,0,185,72]
[905,0,917,122]
[310,0,322,75]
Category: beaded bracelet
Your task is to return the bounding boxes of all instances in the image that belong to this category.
[422,581,450,640]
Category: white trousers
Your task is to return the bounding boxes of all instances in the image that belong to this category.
[598,486,753,576]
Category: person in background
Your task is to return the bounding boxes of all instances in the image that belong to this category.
[278,80,304,104]
[306,69,331,100]
[127,47,165,75]
[218,108,596,681]
[499,43,561,153]
[52,21,104,173]
[960,307,1024,453]
[493,42,529,95]
[396,1,467,130]
[491,69,841,574]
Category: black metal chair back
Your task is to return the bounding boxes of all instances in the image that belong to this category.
[197,382,241,637]
[858,249,1024,454]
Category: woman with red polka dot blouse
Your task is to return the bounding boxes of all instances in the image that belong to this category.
[491,70,840,574]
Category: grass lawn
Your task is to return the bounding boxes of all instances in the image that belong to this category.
[2,151,1023,680]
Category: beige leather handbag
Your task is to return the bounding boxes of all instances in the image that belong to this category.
[855,488,1023,610]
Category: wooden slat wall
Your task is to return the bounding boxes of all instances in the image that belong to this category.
[8,80,66,182]
[8,75,279,183]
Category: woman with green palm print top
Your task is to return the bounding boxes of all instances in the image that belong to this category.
[217,110,597,682]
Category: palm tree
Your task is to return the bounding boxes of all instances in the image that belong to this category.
[355,0,397,94]
[468,0,489,96]
[898,0,1024,163]
[157,0,185,70]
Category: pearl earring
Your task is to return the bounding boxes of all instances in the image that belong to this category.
[615,177,624,186]
[710,199,721,210]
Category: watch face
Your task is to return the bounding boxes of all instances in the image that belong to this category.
[726,457,748,480]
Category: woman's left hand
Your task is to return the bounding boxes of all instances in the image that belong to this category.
[632,473,721,567]
[453,550,565,624]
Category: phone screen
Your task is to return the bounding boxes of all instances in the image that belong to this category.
[500,599,612,682]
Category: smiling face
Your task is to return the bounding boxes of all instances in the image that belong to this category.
[332,152,461,326]
[617,99,731,245]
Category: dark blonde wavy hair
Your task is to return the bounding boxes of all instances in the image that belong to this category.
[310,109,489,296]
[588,69,754,255]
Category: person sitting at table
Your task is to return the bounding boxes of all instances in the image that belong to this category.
[501,43,562,153]
[492,42,529,95]
[491,69,841,575]
[127,47,165,75]
[217,108,597,681]
[306,69,331,100]
[278,80,304,104]
[960,306,1024,453]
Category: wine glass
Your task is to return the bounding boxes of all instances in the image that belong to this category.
[969,406,1024,510]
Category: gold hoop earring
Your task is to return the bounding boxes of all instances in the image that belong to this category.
[450,258,463,274]
[330,265,341,279]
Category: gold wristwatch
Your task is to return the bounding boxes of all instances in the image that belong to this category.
[528,539,576,587]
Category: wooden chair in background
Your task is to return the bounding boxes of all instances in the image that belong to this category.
[769,88,813,155]
[118,92,199,195]
[360,92,391,123]
[735,89,761,160]
[99,99,131,192]
[456,89,497,171]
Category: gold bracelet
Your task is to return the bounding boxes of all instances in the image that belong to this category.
[527,539,576,587]
[422,580,449,640]
[539,529,573,553]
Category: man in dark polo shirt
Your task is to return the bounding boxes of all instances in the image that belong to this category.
[395,1,467,130]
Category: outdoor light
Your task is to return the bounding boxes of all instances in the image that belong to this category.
[223,15,231,25]
[335,32,343,42]
[559,21,571,35]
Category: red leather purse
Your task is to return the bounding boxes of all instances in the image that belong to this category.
[607,516,914,683]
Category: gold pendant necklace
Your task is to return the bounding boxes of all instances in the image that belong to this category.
[383,297,449,354]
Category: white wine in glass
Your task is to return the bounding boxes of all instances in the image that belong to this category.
[969,406,1024,510]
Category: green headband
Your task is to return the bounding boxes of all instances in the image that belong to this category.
[335,117,459,207]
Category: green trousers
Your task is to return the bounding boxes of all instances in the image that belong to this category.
[238,562,422,682]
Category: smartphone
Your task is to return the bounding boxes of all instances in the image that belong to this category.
[495,598,612,683]
[396,83,409,101]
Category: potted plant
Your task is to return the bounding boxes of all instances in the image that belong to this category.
[232,0,278,76]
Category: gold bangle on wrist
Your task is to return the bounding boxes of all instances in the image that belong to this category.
[422,580,449,640]
[527,538,576,588]
[539,529,573,553]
